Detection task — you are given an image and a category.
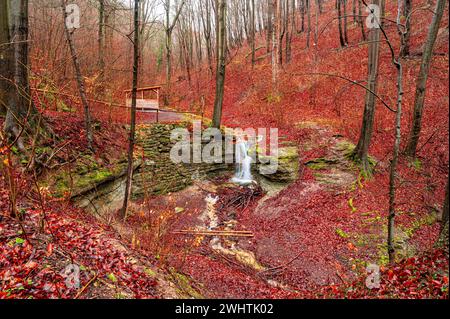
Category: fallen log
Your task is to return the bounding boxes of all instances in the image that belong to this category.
[172,229,254,237]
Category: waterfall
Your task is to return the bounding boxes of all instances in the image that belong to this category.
[231,138,253,186]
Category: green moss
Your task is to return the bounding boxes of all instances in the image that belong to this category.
[339,141,377,173]
[50,157,127,197]
[306,157,337,170]
[168,267,203,299]
[348,198,357,213]
[377,243,390,266]
[267,92,282,103]
[336,140,357,157]
[400,213,436,238]
[143,267,157,277]
[336,228,350,238]
[411,158,422,171]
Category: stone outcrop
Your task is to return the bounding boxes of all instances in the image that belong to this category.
[70,124,300,216]
[256,146,299,183]
[132,124,232,197]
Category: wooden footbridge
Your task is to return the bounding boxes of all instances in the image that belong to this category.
[32,85,201,124]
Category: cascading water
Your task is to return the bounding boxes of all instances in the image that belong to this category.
[231,136,254,186]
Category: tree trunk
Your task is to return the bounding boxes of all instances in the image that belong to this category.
[121,0,140,220]
[1,0,41,150]
[165,14,172,105]
[164,0,185,106]
[272,0,282,92]
[337,0,346,47]
[358,0,366,41]
[251,0,256,67]
[405,0,445,158]
[314,0,319,46]
[97,0,106,99]
[352,0,384,174]
[387,59,404,264]
[200,0,213,75]
[306,0,311,48]
[300,0,305,33]
[62,0,93,150]
[212,0,226,128]
[266,0,274,54]
[400,0,411,57]
[343,0,349,45]
[352,0,357,23]
[437,180,449,247]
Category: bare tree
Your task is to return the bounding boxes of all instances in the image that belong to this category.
[351,0,384,174]
[62,0,93,150]
[251,0,256,67]
[121,0,140,219]
[299,0,305,33]
[357,0,366,41]
[271,0,282,92]
[199,0,214,75]
[337,0,347,47]
[98,0,106,98]
[163,0,185,106]
[306,0,311,48]
[285,0,295,62]
[405,0,446,158]
[400,0,411,57]
[266,0,274,54]
[212,0,226,128]
[438,179,449,247]
[343,0,349,44]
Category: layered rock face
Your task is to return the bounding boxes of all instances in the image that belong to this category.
[256,146,299,183]
[132,124,232,197]
[71,124,300,216]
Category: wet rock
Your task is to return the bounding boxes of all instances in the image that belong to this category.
[256,146,299,183]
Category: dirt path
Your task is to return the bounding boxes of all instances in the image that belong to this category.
[137,110,195,124]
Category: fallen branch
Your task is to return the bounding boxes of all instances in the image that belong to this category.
[257,251,303,276]
[173,229,254,237]
[74,273,98,299]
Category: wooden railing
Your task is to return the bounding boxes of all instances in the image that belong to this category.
[31,88,203,125]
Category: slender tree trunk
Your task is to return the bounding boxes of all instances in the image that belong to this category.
[343,0,349,44]
[306,0,311,48]
[278,0,285,66]
[387,59,404,264]
[212,0,226,128]
[164,0,185,106]
[437,180,449,247]
[266,0,274,54]
[165,25,172,105]
[314,0,319,46]
[62,0,93,150]
[352,0,357,23]
[405,0,446,158]
[286,0,295,62]
[337,0,346,47]
[400,0,411,57]
[251,0,256,67]
[352,0,384,174]
[200,0,213,75]
[285,0,291,63]
[272,0,282,92]
[98,0,105,98]
[299,0,305,33]
[358,0,366,41]
[121,0,140,220]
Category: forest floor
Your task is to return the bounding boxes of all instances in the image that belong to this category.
[1,114,447,299]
